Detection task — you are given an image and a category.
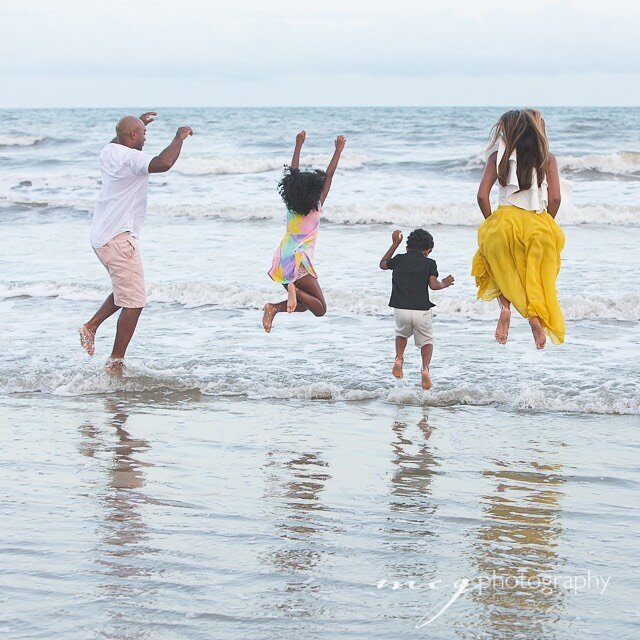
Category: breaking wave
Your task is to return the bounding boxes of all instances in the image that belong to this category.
[2,281,639,322]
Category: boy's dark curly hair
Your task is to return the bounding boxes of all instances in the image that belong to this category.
[406,228,434,252]
[277,166,326,215]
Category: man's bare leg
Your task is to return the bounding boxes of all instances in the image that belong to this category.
[393,336,407,379]
[421,343,433,390]
[528,316,547,350]
[105,307,143,375]
[80,293,120,356]
[495,295,511,345]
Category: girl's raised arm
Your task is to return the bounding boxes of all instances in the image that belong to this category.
[477,151,498,219]
[320,135,346,206]
[290,130,305,170]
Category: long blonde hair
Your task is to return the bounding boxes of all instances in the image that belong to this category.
[488,109,549,190]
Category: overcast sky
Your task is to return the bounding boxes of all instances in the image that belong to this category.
[1,0,639,107]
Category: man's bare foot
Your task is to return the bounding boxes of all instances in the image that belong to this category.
[286,284,297,313]
[529,317,547,349]
[79,324,95,356]
[495,306,511,344]
[421,368,432,390]
[392,356,404,379]
[262,303,277,333]
[105,357,125,377]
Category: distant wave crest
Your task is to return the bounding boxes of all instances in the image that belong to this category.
[175,153,369,176]
[0,134,47,147]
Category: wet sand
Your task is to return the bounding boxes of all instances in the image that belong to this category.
[1,394,638,639]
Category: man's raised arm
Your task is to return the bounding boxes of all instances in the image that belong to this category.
[149,127,193,174]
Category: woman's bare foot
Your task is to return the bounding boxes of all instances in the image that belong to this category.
[495,306,511,344]
[105,357,125,376]
[421,368,432,390]
[79,324,95,356]
[529,317,547,349]
[286,284,297,313]
[262,303,277,333]
[392,356,404,379]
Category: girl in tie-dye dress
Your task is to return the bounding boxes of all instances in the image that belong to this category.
[262,131,346,333]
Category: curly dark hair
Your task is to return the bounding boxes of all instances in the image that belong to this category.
[406,228,434,252]
[277,166,326,215]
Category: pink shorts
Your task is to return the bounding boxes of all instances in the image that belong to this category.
[94,232,146,308]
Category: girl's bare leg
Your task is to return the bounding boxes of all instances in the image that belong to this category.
[495,295,511,344]
[286,283,297,313]
[421,344,433,390]
[293,275,326,317]
[393,336,407,378]
[528,316,547,349]
[262,275,326,333]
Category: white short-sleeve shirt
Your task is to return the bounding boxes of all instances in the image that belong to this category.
[90,143,153,248]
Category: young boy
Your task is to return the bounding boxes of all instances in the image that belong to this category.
[379,229,454,390]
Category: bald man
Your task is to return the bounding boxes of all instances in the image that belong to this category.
[79,112,193,375]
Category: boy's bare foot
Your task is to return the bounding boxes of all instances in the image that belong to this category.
[529,317,547,349]
[495,306,511,344]
[105,357,125,377]
[79,324,95,356]
[392,356,404,379]
[286,284,297,313]
[421,368,432,390]
[262,303,277,333]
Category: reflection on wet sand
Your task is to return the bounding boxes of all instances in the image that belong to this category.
[78,400,154,607]
[260,450,332,619]
[385,415,439,553]
[464,455,566,639]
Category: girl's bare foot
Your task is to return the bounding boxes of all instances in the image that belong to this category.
[286,284,297,313]
[79,324,95,356]
[392,356,404,379]
[105,357,125,376]
[495,306,511,344]
[421,368,432,390]
[529,317,547,349]
[262,303,277,333]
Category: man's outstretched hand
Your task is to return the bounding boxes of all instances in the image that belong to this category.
[139,112,158,125]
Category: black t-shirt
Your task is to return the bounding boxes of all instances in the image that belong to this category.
[387,250,438,310]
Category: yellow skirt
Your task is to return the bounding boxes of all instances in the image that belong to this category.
[471,205,566,344]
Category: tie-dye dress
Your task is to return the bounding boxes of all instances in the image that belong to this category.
[268,207,320,284]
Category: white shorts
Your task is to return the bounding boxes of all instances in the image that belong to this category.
[394,308,433,347]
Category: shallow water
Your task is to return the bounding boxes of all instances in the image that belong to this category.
[1,396,639,639]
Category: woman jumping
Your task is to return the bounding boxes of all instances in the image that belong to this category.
[472,108,566,349]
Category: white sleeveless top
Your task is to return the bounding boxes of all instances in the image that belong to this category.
[495,138,548,213]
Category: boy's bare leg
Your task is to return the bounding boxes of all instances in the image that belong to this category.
[80,293,121,356]
[421,343,433,390]
[495,295,511,345]
[528,316,547,349]
[393,336,407,378]
[104,307,143,375]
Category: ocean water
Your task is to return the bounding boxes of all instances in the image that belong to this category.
[1,107,638,411]
[1,107,639,638]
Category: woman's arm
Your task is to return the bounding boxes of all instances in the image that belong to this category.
[546,154,561,218]
[428,274,455,290]
[477,151,498,219]
[380,230,403,270]
[290,130,305,170]
[320,135,346,206]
